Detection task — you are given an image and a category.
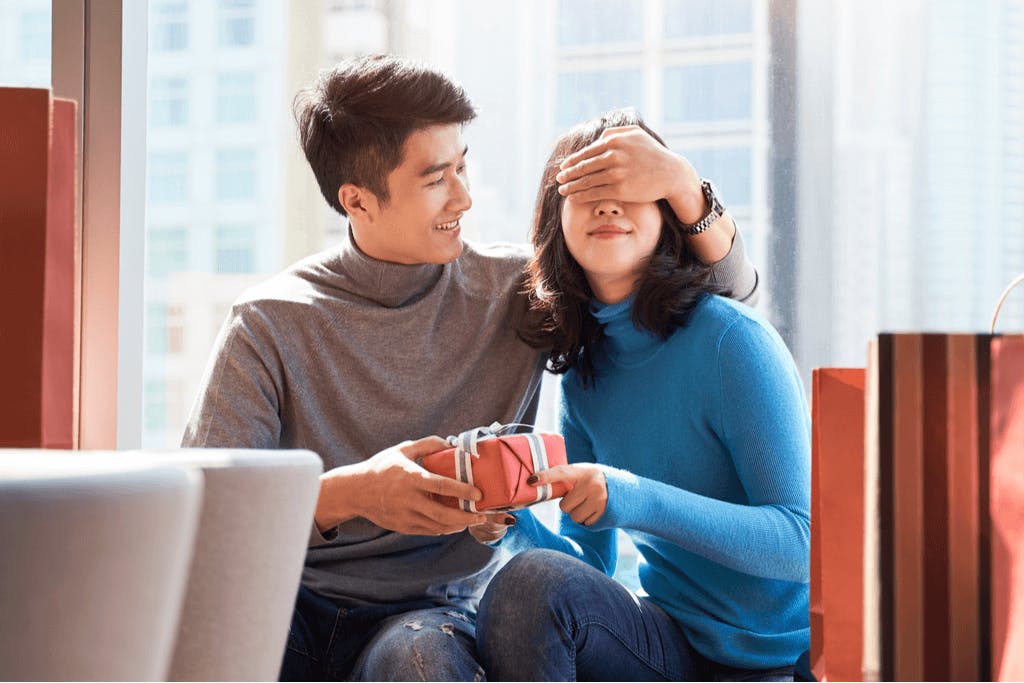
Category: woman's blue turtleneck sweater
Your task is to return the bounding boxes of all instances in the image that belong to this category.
[503,293,811,670]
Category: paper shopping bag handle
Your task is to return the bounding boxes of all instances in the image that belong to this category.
[990,272,1024,334]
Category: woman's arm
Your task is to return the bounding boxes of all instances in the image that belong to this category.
[570,316,810,583]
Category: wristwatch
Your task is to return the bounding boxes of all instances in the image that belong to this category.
[681,179,725,236]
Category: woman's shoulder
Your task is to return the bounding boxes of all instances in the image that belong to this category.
[686,294,788,357]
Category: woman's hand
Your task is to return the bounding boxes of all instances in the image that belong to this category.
[530,464,608,526]
[468,513,516,544]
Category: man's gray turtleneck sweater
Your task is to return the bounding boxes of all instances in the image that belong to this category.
[182,230,757,607]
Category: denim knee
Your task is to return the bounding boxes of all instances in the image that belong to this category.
[480,548,581,623]
[353,611,483,682]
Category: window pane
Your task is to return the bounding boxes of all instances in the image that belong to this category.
[148,227,188,277]
[150,77,188,126]
[219,0,257,47]
[665,0,753,39]
[557,0,642,45]
[148,152,189,204]
[664,62,752,122]
[217,73,258,123]
[557,69,643,126]
[215,225,256,273]
[216,149,258,200]
[2,1,51,87]
[682,146,751,207]
[151,0,189,52]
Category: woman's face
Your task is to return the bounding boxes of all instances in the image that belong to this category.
[560,194,663,304]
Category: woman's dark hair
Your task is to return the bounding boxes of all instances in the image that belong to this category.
[518,108,729,387]
[294,54,476,216]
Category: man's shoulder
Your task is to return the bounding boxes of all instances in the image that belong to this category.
[455,239,530,294]
[229,249,337,317]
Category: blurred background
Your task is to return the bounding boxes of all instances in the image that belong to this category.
[5,0,1022,592]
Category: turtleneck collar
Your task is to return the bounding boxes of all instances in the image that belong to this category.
[335,225,447,308]
[591,294,663,365]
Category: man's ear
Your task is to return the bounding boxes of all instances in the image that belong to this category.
[338,183,380,221]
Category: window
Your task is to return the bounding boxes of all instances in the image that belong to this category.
[664,0,753,39]
[557,0,642,46]
[151,1,189,52]
[144,380,167,432]
[18,10,50,61]
[682,147,752,207]
[167,305,185,354]
[557,69,643,126]
[215,149,258,200]
[663,62,752,123]
[148,227,188,277]
[150,77,188,127]
[216,73,258,124]
[219,0,257,47]
[148,152,189,204]
[215,225,256,273]
[146,304,168,354]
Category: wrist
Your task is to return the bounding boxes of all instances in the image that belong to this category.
[314,466,364,532]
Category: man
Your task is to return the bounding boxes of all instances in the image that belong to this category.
[182,54,758,681]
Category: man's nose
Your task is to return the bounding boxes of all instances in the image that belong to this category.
[448,174,472,212]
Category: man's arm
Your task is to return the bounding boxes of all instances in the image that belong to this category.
[554,125,759,302]
[184,304,490,538]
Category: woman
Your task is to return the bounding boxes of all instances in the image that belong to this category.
[473,109,810,681]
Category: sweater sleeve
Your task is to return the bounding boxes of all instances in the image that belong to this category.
[181,302,284,450]
[710,219,760,306]
[592,316,811,583]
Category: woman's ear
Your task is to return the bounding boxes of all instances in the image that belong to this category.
[338,183,380,222]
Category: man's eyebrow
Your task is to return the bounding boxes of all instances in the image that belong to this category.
[419,146,469,177]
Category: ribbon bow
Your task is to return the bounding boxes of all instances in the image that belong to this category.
[447,422,555,512]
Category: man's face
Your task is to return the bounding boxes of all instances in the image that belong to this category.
[351,124,472,265]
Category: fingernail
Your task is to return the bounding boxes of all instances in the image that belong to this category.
[555,171,566,182]
[503,515,516,526]
[526,475,538,485]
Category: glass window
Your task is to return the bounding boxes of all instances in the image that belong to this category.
[167,305,185,354]
[215,225,257,273]
[3,1,51,87]
[219,0,257,47]
[663,62,752,122]
[144,380,167,432]
[682,146,752,206]
[664,0,753,39]
[148,152,189,204]
[557,0,643,46]
[557,69,643,127]
[151,1,189,52]
[216,149,258,200]
[148,227,188,278]
[150,77,188,127]
[18,9,50,61]
[146,304,168,354]
[216,73,258,123]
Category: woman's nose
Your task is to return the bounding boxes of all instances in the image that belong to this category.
[594,200,622,216]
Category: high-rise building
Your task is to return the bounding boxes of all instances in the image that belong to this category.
[795,0,1024,376]
[144,0,291,446]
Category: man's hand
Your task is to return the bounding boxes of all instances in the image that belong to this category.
[529,464,608,527]
[556,125,705,222]
[315,436,490,536]
[468,513,516,544]
[556,125,735,264]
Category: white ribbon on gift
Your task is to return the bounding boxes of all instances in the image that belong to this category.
[448,422,555,513]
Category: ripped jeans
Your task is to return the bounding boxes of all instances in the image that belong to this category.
[278,585,484,682]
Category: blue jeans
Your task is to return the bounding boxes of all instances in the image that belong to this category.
[279,585,484,681]
[477,549,794,682]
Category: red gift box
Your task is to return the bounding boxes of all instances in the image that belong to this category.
[419,426,570,512]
